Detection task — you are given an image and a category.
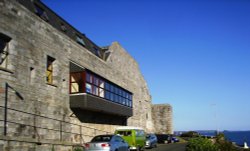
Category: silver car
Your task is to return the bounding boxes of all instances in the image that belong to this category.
[84,135,129,151]
[145,134,157,148]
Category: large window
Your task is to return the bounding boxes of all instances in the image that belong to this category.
[0,33,11,69]
[70,72,83,93]
[46,55,55,84]
[70,70,133,108]
[85,71,132,108]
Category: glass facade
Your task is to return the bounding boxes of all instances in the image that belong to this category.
[70,70,133,108]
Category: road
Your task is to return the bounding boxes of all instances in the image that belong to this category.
[145,143,187,151]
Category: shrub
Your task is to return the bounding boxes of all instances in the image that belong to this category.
[186,137,218,151]
[73,147,84,151]
[186,133,250,151]
[181,131,200,138]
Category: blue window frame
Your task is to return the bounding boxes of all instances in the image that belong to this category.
[83,71,132,108]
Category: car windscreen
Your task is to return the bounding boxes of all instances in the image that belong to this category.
[91,135,112,142]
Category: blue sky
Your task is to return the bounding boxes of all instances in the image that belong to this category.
[42,0,250,131]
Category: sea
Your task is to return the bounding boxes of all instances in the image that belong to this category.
[175,130,250,146]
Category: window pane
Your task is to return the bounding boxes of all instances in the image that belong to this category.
[122,91,125,97]
[105,82,109,91]
[126,99,130,106]
[70,73,82,93]
[114,94,118,103]
[110,85,113,93]
[129,101,132,107]
[129,94,132,100]
[105,91,110,100]
[94,77,99,86]
[126,92,129,99]
[119,89,122,96]
[86,73,90,83]
[99,80,104,88]
[110,93,114,101]
[76,36,86,46]
[99,88,104,98]
[86,83,92,93]
[93,86,98,95]
[87,73,93,83]
[115,87,119,94]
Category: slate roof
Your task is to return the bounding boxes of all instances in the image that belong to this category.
[17,0,105,59]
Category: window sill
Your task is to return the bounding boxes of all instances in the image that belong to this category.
[0,67,14,74]
[46,83,58,87]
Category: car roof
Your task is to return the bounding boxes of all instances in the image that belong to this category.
[116,126,144,130]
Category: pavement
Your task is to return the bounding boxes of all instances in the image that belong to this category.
[145,143,187,151]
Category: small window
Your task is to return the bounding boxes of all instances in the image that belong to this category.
[76,35,85,46]
[60,23,67,32]
[93,47,100,57]
[29,67,35,84]
[46,56,55,84]
[34,4,49,21]
[0,33,11,69]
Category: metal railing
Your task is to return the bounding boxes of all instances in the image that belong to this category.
[0,105,110,141]
[0,82,111,147]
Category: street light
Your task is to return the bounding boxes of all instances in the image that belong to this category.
[211,104,219,135]
[4,82,24,136]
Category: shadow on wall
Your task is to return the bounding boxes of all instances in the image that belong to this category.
[71,108,128,125]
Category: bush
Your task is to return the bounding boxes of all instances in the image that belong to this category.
[73,147,84,151]
[186,137,218,151]
[186,133,250,151]
[181,131,200,138]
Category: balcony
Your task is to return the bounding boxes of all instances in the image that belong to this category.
[69,62,133,125]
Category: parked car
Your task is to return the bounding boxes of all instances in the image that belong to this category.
[115,126,146,151]
[155,134,171,144]
[145,134,157,148]
[155,134,179,144]
[84,135,129,151]
[171,137,179,143]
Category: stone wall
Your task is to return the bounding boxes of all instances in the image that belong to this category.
[0,0,171,150]
[152,104,173,134]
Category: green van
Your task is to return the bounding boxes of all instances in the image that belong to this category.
[115,127,146,151]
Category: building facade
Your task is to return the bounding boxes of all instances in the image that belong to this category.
[0,0,172,150]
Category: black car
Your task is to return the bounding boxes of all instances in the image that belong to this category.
[155,134,180,144]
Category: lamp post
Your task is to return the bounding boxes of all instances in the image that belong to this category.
[3,82,23,136]
[211,103,219,135]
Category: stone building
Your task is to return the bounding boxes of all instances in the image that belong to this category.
[0,0,173,150]
[152,104,173,134]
